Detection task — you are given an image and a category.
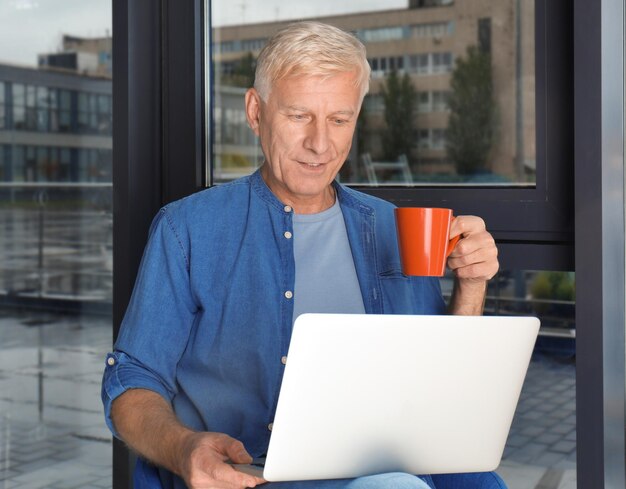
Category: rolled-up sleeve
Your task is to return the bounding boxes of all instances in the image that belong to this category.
[101,351,177,437]
[101,205,198,438]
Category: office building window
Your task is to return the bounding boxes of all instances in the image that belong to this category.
[432,90,449,111]
[59,89,72,132]
[409,53,429,74]
[240,38,266,51]
[369,55,406,77]
[432,52,453,73]
[36,86,49,131]
[412,22,451,39]
[416,91,450,113]
[432,128,447,149]
[417,92,430,112]
[77,91,112,135]
[358,26,405,43]
[12,83,25,129]
[478,17,492,54]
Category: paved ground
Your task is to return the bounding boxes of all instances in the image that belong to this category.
[0,310,576,489]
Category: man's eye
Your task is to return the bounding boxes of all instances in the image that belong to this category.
[290,114,307,121]
[333,118,349,125]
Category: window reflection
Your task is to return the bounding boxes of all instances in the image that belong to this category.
[0,2,112,487]
[210,1,536,186]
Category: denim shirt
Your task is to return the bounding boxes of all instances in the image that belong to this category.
[101,169,445,485]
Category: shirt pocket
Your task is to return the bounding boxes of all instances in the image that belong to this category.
[379,265,415,314]
[378,265,444,314]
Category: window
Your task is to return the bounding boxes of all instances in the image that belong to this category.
[58,89,72,132]
[358,26,405,43]
[12,83,25,129]
[416,91,450,113]
[412,22,450,39]
[431,128,447,149]
[211,2,537,187]
[77,91,112,135]
[432,52,453,73]
[478,17,492,54]
[432,91,449,111]
[36,86,49,131]
[0,2,113,488]
[240,38,266,52]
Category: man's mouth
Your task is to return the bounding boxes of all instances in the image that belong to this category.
[298,161,324,169]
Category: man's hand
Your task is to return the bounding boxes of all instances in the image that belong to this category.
[180,432,265,489]
[447,215,499,315]
[180,433,264,488]
[111,389,265,489]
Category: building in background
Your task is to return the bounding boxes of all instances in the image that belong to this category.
[212,0,536,184]
[0,35,112,307]
[39,34,112,77]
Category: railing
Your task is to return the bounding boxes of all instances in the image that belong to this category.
[0,182,113,309]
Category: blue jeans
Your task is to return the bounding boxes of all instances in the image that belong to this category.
[134,458,507,489]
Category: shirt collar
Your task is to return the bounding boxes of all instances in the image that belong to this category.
[249,168,374,216]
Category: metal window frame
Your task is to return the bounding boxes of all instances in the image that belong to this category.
[574,0,626,487]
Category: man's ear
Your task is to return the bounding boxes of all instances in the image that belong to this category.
[245,88,262,136]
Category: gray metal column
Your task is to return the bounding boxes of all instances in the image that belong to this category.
[601,0,626,487]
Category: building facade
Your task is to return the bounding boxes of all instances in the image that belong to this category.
[0,64,112,184]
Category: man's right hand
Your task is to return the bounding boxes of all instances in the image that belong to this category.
[180,431,265,488]
[111,389,265,488]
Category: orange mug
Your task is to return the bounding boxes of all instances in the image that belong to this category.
[394,207,460,277]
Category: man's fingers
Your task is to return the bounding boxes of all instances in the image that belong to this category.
[449,215,486,239]
[189,461,260,489]
[209,462,259,488]
[448,248,499,280]
[184,432,262,488]
[222,438,253,464]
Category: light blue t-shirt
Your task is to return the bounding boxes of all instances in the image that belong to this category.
[292,198,366,323]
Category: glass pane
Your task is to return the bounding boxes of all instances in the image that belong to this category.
[0,1,113,488]
[441,269,576,487]
[210,0,536,186]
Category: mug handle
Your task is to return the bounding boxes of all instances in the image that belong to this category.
[446,217,461,258]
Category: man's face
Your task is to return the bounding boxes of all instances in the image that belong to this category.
[245,72,361,213]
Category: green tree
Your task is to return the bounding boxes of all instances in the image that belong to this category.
[380,70,417,162]
[446,46,497,175]
[220,52,256,88]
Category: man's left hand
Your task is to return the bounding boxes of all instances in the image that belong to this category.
[447,215,499,315]
[448,215,499,282]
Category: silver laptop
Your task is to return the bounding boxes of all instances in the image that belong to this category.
[235,313,539,481]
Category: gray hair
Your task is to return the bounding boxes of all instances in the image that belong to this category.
[254,21,371,102]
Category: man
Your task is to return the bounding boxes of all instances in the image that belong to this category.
[102,21,501,489]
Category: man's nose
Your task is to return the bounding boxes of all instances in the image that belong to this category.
[303,119,330,154]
